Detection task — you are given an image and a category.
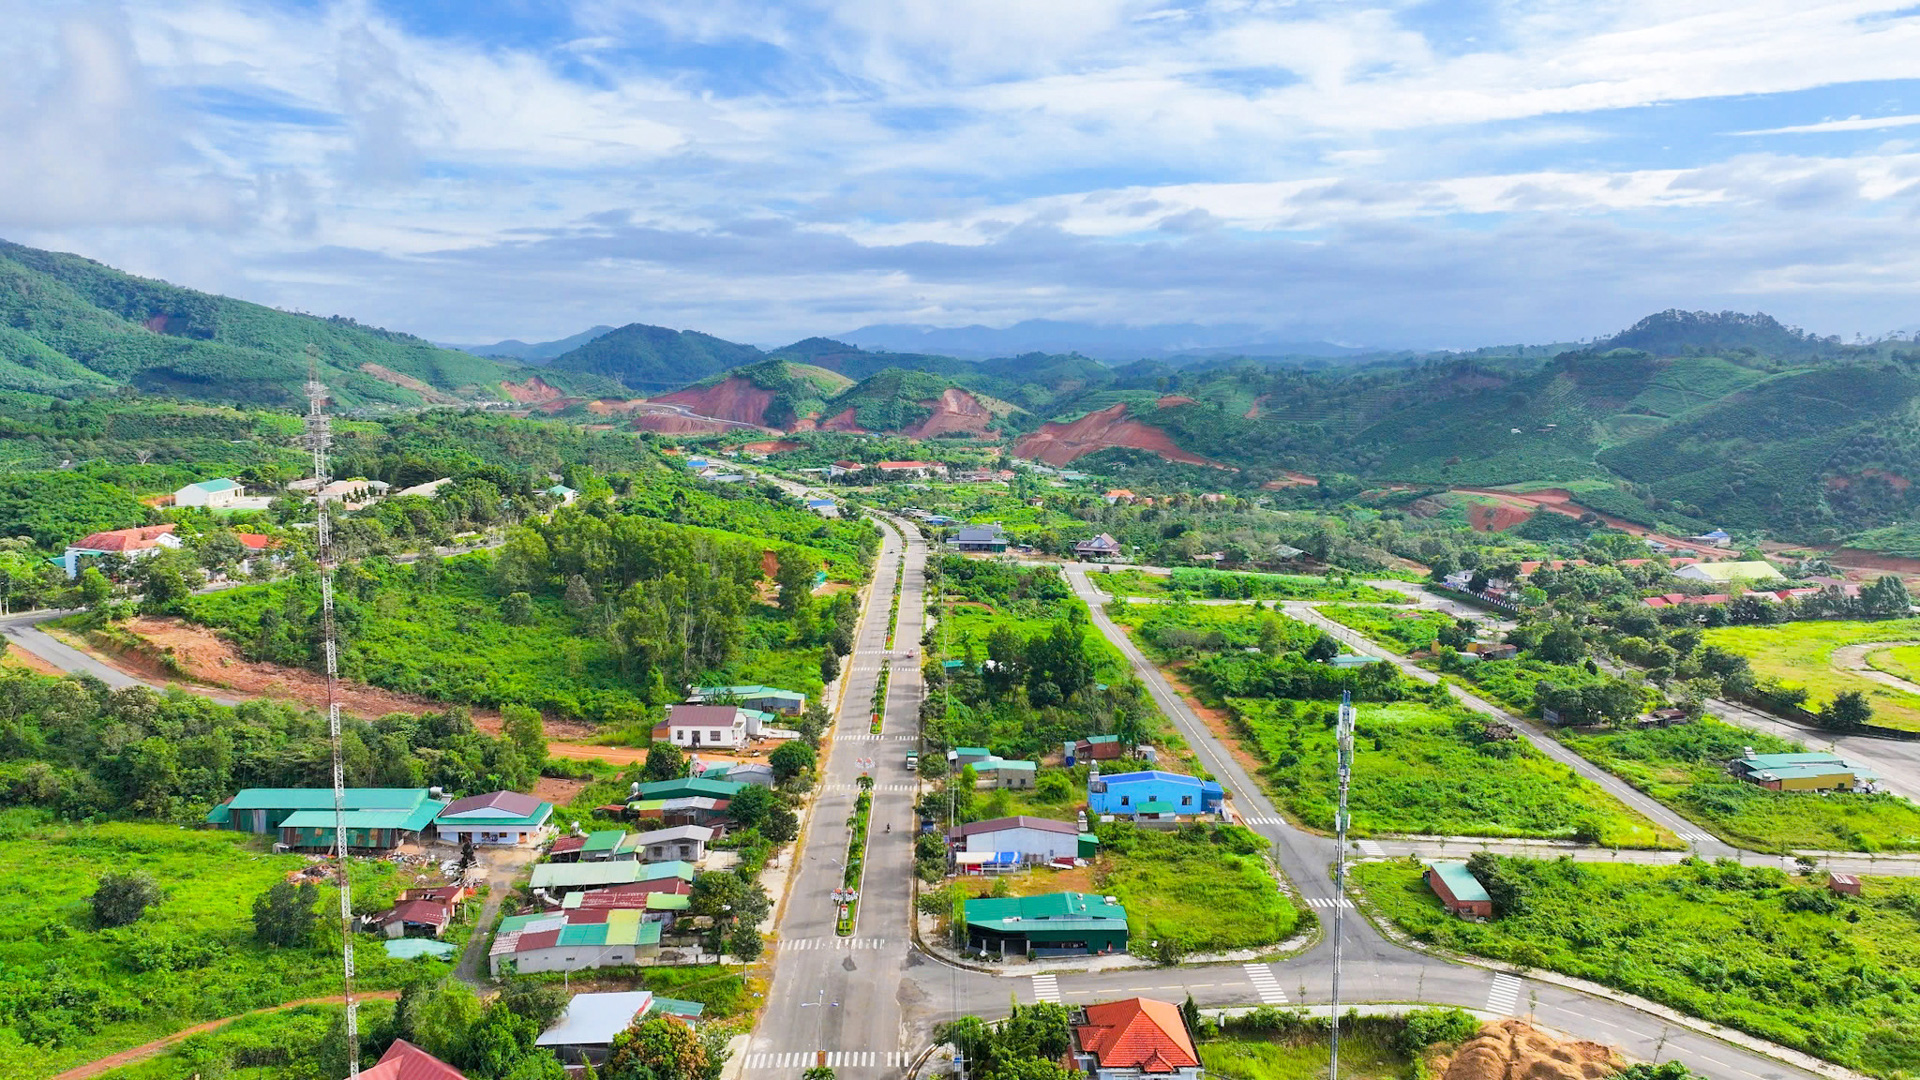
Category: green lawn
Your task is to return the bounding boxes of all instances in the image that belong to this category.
[92,1001,375,1080]
[0,814,447,1080]
[1703,619,1920,731]
[1201,1032,1411,1080]
[1354,857,1920,1078]
[1556,719,1920,852]
[1095,823,1300,953]
[1232,699,1676,848]
[1866,644,1920,686]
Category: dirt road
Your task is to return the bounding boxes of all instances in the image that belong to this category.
[48,991,402,1080]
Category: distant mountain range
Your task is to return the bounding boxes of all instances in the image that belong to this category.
[442,326,617,363]
[836,319,1369,363]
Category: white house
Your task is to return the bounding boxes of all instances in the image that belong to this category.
[433,791,554,846]
[63,524,181,577]
[653,704,750,749]
[633,825,714,863]
[1675,560,1785,586]
[948,815,1084,864]
[174,478,246,508]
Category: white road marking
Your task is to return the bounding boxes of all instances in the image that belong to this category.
[1243,962,1288,1004]
[1306,897,1354,908]
[1033,973,1061,1003]
[780,937,889,950]
[1486,973,1523,1014]
[1357,840,1386,857]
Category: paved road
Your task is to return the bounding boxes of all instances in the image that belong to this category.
[745,516,929,1077]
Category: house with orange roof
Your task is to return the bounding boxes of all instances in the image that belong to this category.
[876,460,947,477]
[1068,997,1202,1080]
[1103,488,1135,504]
[62,524,180,578]
[358,1039,469,1080]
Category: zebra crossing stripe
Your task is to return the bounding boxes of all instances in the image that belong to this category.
[1486,973,1523,1014]
[1033,974,1061,1003]
[1357,840,1386,857]
[1306,897,1354,909]
[781,937,888,950]
[742,1051,906,1070]
[1242,962,1288,1004]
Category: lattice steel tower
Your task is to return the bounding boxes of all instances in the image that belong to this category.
[304,350,359,1076]
[1329,690,1356,1080]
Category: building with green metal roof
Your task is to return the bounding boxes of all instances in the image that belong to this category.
[207,788,449,851]
[633,776,742,802]
[1425,861,1492,919]
[691,685,806,715]
[1730,751,1877,792]
[964,891,1128,956]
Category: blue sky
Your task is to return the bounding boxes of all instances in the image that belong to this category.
[3,0,1918,349]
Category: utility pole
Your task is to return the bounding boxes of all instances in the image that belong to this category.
[1329,690,1355,1080]
[305,350,358,1076]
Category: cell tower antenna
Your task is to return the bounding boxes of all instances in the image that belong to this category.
[1330,690,1356,1080]
[304,346,359,1076]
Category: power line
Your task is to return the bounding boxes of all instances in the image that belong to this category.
[304,349,359,1076]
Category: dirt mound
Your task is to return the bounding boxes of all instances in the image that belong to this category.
[742,440,802,455]
[1470,502,1532,533]
[501,376,565,405]
[653,377,776,426]
[360,363,460,404]
[1157,394,1198,408]
[904,388,996,438]
[629,413,735,434]
[584,398,652,415]
[1434,1020,1621,1080]
[1013,404,1228,468]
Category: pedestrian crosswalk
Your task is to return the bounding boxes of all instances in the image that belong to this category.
[1486,973,1523,1014]
[1356,840,1386,857]
[839,734,912,742]
[781,937,890,951]
[1674,831,1714,845]
[1241,815,1286,826]
[1305,897,1354,909]
[740,1051,910,1070]
[1032,973,1061,1003]
[1243,963,1288,1004]
[826,782,917,793]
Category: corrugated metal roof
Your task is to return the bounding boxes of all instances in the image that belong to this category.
[1428,861,1490,904]
[227,788,432,811]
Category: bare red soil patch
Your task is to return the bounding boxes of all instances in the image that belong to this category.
[815,407,867,432]
[1468,502,1531,533]
[532,775,591,804]
[903,387,995,438]
[742,440,803,455]
[1243,396,1265,420]
[1260,471,1318,489]
[501,376,566,405]
[1156,394,1198,408]
[628,412,735,435]
[1013,404,1228,468]
[653,377,776,426]
[360,363,459,404]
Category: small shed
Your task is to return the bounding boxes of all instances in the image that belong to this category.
[1426,861,1492,919]
[1828,872,1862,897]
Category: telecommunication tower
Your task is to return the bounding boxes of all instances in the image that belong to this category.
[1329,690,1356,1080]
[304,351,359,1076]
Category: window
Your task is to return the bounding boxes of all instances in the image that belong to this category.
[710,730,723,742]
[1118,795,1129,806]
[1180,795,1192,806]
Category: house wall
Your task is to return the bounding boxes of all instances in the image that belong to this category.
[977,771,1035,790]
[959,828,1077,862]
[1090,780,1210,815]
[667,725,745,748]
[644,840,706,862]
[439,825,541,846]
[497,943,661,976]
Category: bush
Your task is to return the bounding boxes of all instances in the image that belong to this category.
[90,871,162,928]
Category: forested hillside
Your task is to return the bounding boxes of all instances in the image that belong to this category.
[0,240,515,406]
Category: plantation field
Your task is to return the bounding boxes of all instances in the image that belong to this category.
[183,554,823,723]
[0,814,444,1080]
[1354,857,1920,1078]
[1094,823,1300,953]
[1557,719,1920,852]
[1232,699,1675,847]
[1703,618,1920,730]
[1091,568,1406,603]
[1316,605,1456,652]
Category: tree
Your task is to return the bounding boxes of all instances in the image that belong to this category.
[820,649,840,685]
[564,573,597,617]
[1819,690,1873,731]
[764,804,799,843]
[606,1014,709,1080]
[803,1068,836,1080]
[413,554,443,592]
[775,550,820,614]
[769,740,815,782]
[1862,574,1913,617]
[138,549,200,614]
[253,879,320,947]
[504,591,535,625]
[645,740,688,782]
[493,977,571,1030]
[1305,633,1340,662]
[75,565,114,609]
[90,871,162,927]
[1179,994,1201,1042]
[727,783,777,831]
[398,977,483,1062]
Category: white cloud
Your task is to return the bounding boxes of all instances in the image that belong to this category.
[1736,113,1920,136]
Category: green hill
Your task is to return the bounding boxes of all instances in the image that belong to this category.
[547,323,767,391]
[0,240,513,407]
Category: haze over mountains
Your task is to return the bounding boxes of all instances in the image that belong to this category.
[833,320,1371,362]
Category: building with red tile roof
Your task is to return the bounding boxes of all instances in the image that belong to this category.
[357,1039,468,1080]
[62,524,180,577]
[1069,997,1200,1080]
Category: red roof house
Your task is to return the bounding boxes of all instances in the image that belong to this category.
[1069,998,1200,1079]
[358,1039,468,1080]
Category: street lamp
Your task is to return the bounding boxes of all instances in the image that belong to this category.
[801,987,840,1069]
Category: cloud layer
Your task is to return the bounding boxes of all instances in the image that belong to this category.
[3,0,1918,347]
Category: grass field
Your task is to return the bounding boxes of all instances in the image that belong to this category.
[1232,699,1677,848]
[1703,618,1920,731]
[1316,605,1457,653]
[1866,644,1920,685]
[1200,1031,1410,1080]
[1091,568,1407,604]
[1095,823,1301,953]
[1354,857,1920,1078]
[1556,719,1920,852]
[94,1001,380,1080]
[0,813,445,1080]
